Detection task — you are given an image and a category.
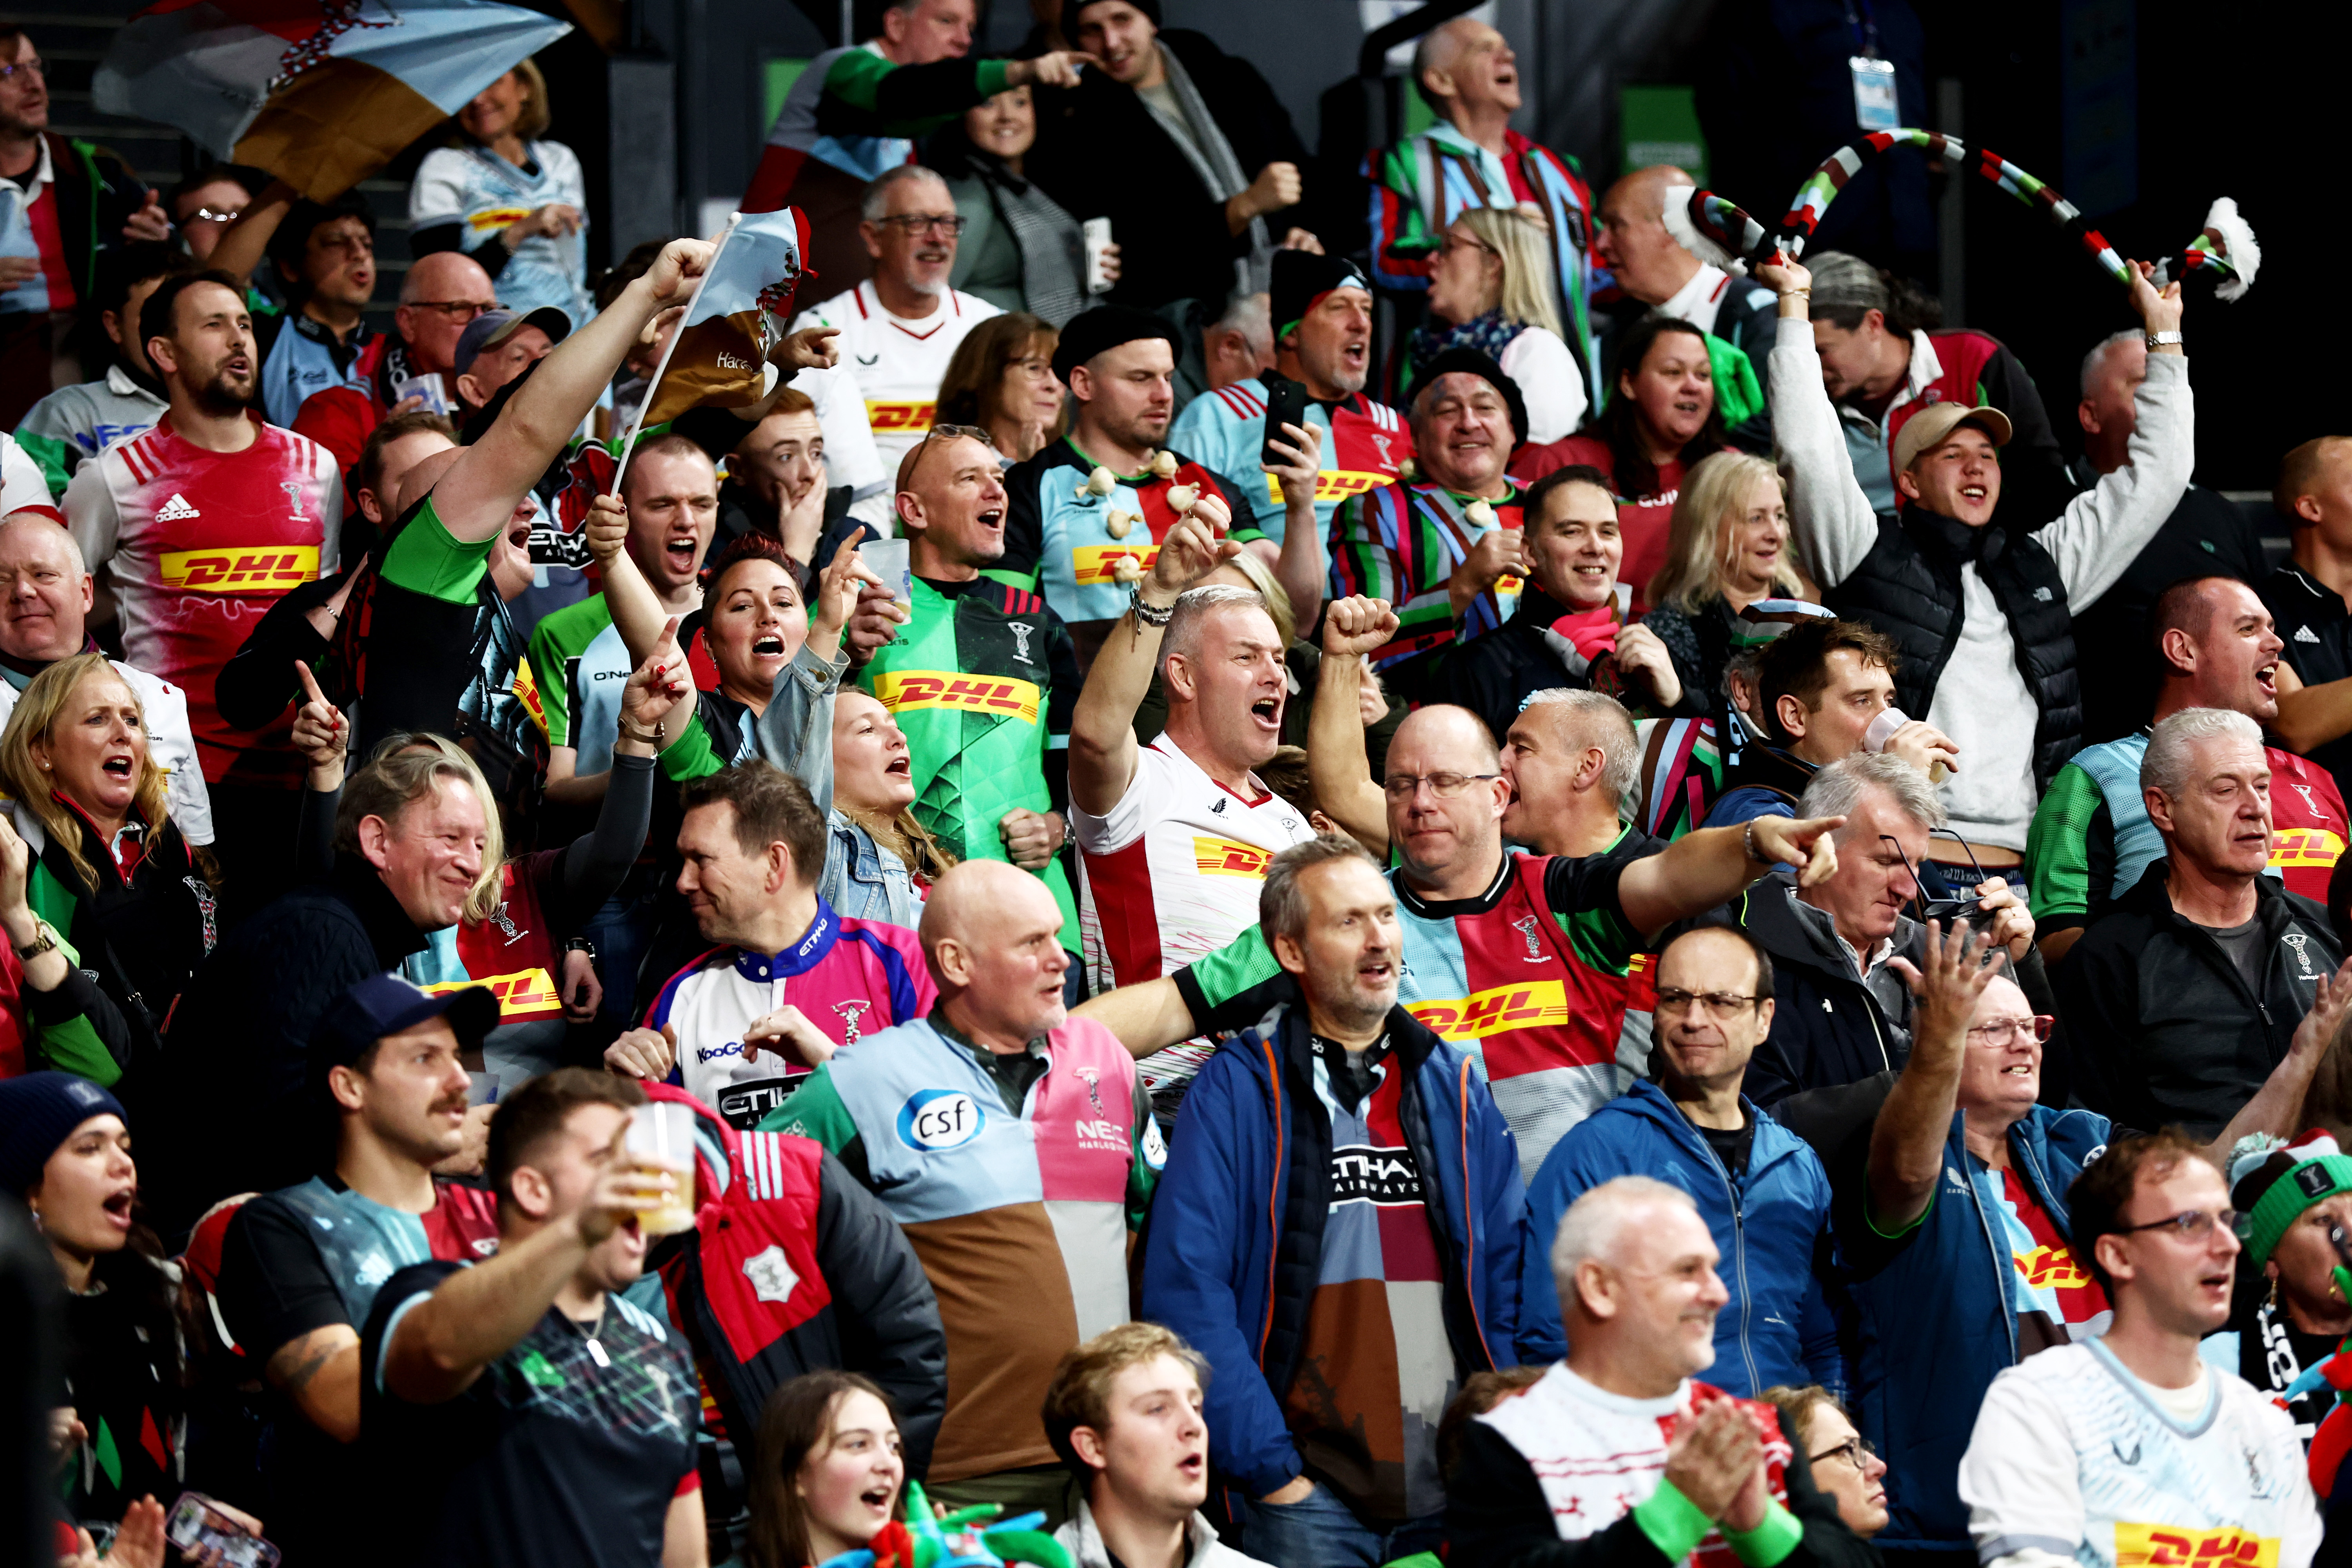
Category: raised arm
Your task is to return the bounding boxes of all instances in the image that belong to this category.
[1613,815,1845,937]
[2205,955,2352,1161]
[1753,259,1881,588]
[1068,501,1238,815]
[204,178,298,294]
[430,238,714,544]
[1306,596,1396,851]
[1869,922,2001,1233]
[1261,420,1325,631]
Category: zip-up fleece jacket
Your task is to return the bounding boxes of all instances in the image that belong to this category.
[2056,860,2341,1137]
[1514,1080,1841,1397]
[1831,1102,2109,1552]
[1731,873,1924,1107]
[1138,1001,1523,1504]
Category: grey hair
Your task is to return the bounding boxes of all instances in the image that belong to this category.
[1550,1175,1696,1287]
[1521,689,1638,812]
[0,509,85,574]
[1796,752,1946,837]
[2141,706,2264,802]
[1212,290,1272,356]
[1259,833,1382,945]
[860,164,949,223]
[1159,583,1272,682]
[2078,328,2141,399]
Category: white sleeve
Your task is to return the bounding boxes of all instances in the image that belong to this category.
[1959,1365,2084,1568]
[0,431,54,513]
[63,457,119,568]
[316,448,344,572]
[126,667,215,846]
[1766,314,1880,586]
[2036,352,2194,608]
[803,361,888,504]
[2265,1401,2323,1568]
[1069,745,1158,855]
[408,149,470,228]
[539,140,587,211]
[1500,328,1587,445]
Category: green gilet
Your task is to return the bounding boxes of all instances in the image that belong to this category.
[858,575,1077,945]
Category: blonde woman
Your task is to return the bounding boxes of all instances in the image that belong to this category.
[0,653,219,1087]
[1407,204,1586,441]
[1640,450,1813,704]
[410,57,591,323]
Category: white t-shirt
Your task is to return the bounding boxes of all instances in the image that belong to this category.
[1498,327,1587,445]
[788,281,1001,494]
[1959,1338,2319,1568]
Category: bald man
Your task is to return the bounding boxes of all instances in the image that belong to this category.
[2261,435,2352,799]
[760,857,1161,1526]
[1368,16,1601,402]
[292,247,501,474]
[1592,164,1776,432]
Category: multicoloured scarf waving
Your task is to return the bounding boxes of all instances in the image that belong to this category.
[1659,130,2259,301]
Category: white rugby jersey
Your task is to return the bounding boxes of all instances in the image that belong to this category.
[788,281,1001,488]
[1072,732,1316,995]
[64,413,340,786]
[1960,1339,2318,1568]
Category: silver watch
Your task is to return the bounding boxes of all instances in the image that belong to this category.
[2145,330,2184,349]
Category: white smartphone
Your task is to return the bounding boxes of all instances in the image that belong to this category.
[1082,217,1114,295]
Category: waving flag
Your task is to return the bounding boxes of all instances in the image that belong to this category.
[94,0,571,201]
[612,208,815,494]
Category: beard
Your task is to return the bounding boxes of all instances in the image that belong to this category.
[193,364,254,418]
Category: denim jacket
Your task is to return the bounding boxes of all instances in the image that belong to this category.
[750,642,922,927]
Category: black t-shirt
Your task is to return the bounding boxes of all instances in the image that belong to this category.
[358,1259,700,1568]
[1698,1113,1756,1179]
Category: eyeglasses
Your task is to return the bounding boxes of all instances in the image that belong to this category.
[904,422,999,488]
[408,300,493,321]
[1441,232,1499,259]
[877,214,968,237]
[1809,1436,1876,1473]
[1655,989,1762,1018]
[1381,771,1500,801]
[2117,1208,2244,1242]
[0,57,43,82]
[189,207,243,225]
[1965,1015,2053,1045]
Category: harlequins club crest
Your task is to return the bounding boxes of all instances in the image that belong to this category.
[1009,622,1036,664]
[833,998,871,1043]
[1513,915,1544,962]
[742,1245,799,1305]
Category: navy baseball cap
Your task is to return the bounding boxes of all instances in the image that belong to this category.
[454,305,572,377]
[312,973,499,1072]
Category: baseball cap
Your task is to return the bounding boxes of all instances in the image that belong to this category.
[312,973,499,1074]
[1891,402,2013,476]
[454,305,572,379]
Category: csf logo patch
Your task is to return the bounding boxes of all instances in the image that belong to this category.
[421,968,561,1020]
[897,1089,986,1151]
[873,670,1041,724]
[1407,980,1570,1040]
[866,401,937,433]
[160,545,319,593]
[2113,1524,2278,1568]
[1073,543,1161,585]
[1193,837,1272,878]
[1267,470,1391,506]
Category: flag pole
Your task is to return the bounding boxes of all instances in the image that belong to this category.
[608,210,742,498]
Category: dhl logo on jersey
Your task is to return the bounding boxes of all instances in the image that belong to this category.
[160,546,319,593]
[2114,1524,2278,1568]
[2272,828,2347,869]
[1408,980,1571,1040]
[466,207,534,233]
[1074,543,1162,586]
[866,401,937,434]
[1267,470,1394,506]
[873,670,1041,724]
[2011,1243,2094,1291]
[1193,837,1272,878]
[421,968,563,1020]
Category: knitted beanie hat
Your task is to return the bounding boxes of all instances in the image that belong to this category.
[2230,1129,2352,1269]
[0,1073,126,1199]
[1068,0,1161,28]
[1270,251,1371,344]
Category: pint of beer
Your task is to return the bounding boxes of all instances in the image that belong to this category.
[626,1102,699,1236]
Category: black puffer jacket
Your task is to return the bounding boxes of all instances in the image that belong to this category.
[1827,504,2080,791]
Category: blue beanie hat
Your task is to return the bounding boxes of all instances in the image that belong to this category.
[0,1073,126,1198]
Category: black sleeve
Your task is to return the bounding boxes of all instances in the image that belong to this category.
[1446,1422,1674,1568]
[410,220,510,280]
[1000,463,1044,584]
[2051,926,2143,1131]
[295,785,338,882]
[1777,1433,1882,1568]
[1642,609,1705,697]
[214,577,339,730]
[1046,610,1080,817]
[866,57,1004,123]
[1539,832,1658,921]
[214,1198,352,1364]
[2082,800,2118,929]
[24,965,135,1074]
[552,752,654,930]
[356,1259,466,1416]
[813,1147,947,1475]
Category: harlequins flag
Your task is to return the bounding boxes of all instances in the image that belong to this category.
[635,207,816,433]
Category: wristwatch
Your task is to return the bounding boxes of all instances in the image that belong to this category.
[2145,330,2184,350]
[565,937,598,962]
[13,923,54,961]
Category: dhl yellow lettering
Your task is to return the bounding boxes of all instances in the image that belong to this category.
[865,401,937,433]
[1073,543,1163,585]
[1192,837,1272,878]
[2271,829,2347,868]
[2011,1243,2093,1291]
[872,670,1041,725]
[1267,470,1395,505]
[159,545,321,593]
[466,207,534,233]
[420,968,563,1019]
[2114,1525,2277,1568]
[1407,980,1571,1041]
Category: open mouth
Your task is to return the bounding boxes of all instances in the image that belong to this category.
[976,506,1004,533]
[885,756,911,777]
[1672,396,1702,417]
[100,754,134,781]
[2003,1063,2032,1078]
[101,1188,133,1228]
[1341,340,1369,369]
[1250,696,1280,727]
[1959,485,1988,503]
[665,534,698,570]
[1357,956,1394,983]
[1178,1452,1205,1479]
[752,633,785,659]
[860,1485,893,1511]
[2257,662,2278,695]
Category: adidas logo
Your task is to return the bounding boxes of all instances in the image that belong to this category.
[2298,625,2322,645]
[155,493,201,522]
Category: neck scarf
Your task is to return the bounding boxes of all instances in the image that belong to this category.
[1139,42,1268,294]
[1408,307,1523,373]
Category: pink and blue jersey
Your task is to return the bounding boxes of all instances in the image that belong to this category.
[646,903,934,1129]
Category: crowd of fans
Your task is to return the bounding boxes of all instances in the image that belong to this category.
[8,2,2352,1567]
